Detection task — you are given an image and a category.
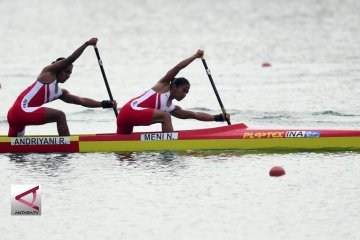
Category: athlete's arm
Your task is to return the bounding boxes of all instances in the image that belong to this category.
[59,89,117,108]
[170,105,216,121]
[152,50,204,91]
[37,38,98,83]
[171,106,230,122]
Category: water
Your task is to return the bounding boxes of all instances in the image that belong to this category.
[1,0,360,239]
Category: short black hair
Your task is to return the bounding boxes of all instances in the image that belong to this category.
[170,77,190,87]
[52,57,65,64]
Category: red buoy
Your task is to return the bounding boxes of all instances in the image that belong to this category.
[262,62,271,67]
[269,166,285,177]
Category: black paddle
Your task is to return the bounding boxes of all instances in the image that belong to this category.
[94,45,118,117]
[201,58,231,125]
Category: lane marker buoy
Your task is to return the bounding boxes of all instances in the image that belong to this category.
[262,62,271,67]
[269,166,285,177]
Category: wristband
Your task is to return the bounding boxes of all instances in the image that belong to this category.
[214,114,224,122]
[101,100,113,108]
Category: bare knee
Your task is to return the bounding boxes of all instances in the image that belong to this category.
[151,111,172,124]
[158,112,172,125]
[57,111,66,122]
[162,112,171,122]
[45,109,67,123]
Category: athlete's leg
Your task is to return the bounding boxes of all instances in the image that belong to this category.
[151,110,173,132]
[8,125,25,137]
[116,105,134,134]
[44,108,70,136]
[7,109,26,137]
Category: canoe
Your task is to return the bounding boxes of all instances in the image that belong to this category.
[1,123,360,153]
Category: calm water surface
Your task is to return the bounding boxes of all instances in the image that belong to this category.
[1,152,360,240]
[1,0,360,239]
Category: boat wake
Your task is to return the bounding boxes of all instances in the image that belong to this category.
[313,111,359,117]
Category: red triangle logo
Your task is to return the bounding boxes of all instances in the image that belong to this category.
[15,185,40,211]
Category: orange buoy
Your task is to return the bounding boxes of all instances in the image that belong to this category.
[262,62,271,67]
[269,166,285,177]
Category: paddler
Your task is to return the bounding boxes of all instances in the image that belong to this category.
[7,38,117,137]
[117,49,230,134]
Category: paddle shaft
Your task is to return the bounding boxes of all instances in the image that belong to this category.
[94,46,118,117]
[201,58,231,125]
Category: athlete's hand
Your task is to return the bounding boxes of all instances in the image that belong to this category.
[101,100,117,108]
[86,38,98,46]
[214,113,230,122]
[195,49,204,59]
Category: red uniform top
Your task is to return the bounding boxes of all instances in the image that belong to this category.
[7,80,63,136]
[117,89,175,134]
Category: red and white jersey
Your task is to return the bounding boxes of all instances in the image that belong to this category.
[130,89,175,112]
[15,80,63,112]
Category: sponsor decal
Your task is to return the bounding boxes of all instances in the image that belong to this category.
[131,100,138,107]
[141,132,178,141]
[11,137,70,145]
[22,98,28,108]
[11,185,41,215]
[285,131,320,138]
[243,132,285,139]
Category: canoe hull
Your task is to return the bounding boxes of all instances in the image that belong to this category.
[2,123,360,153]
[79,137,360,152]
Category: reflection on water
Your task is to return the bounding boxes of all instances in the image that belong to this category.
[115,151,188,174]
[7,153,70,163]
[116,151,177,162]
[6,153,72,177]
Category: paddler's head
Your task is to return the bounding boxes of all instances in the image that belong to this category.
[170,77,190,101]
[52,57,73,83]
